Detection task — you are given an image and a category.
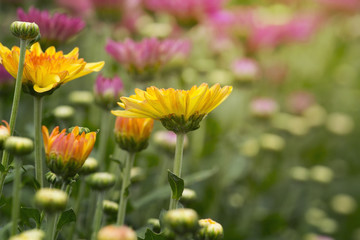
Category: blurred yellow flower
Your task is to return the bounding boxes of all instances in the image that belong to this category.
[114,117,154,153]
[112,83,232,133]
[0,42,104,96]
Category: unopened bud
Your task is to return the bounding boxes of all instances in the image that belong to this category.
[68,91,94,106]
[4,136,34,156]
[45,171,59,185]
[180,188,197,205]
[103,200,119,216]
[87,172,115,191]
[97,225,137,240]
[10,21,40,40]
[35,188,68,214]
[147,218,161,233]
[9,229,45,240]
[197,219,224,240]
[130,167,145,183]
[79,157,99,175]
[163,208,199,235]
[53,105,75,119]
[259,133,285,151]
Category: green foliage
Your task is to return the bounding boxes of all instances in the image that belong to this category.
[168,170,184,200]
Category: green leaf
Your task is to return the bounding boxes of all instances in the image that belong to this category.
[143,229,167,240]
[0,163,4,172]
[56,209,76,232]
[167,170,184,200]
[20,207,41,228]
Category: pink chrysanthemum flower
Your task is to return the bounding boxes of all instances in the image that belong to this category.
[17,7,85,46]
[144,0,223,27]
[250,97,278,119]
[105,38,191,76]
[94,74,124,110]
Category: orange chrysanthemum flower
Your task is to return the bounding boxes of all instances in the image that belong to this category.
[0,120,10,150]
[0,42,104,96]
[114,117,154,152]
[111,83,232,133]
[42,126,97,179]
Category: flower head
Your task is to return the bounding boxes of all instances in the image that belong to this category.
[144,0,223,27]
[0,42,104,96]
[94,74,124,110]
[105,38,190,77]
[42,126,97,179]
[17,7,85,45]
[114,117,154,152]
[112,83,232,133]
[250,97,278,118]
[231,58,260,83]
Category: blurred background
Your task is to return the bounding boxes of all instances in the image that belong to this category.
[1,0,360,239]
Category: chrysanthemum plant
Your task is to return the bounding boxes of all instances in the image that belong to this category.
[112,83,232,210]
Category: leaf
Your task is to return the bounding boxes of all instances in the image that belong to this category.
[20,207,41,228]
[143,229,167,240]
[167,170,184,200]
[56,209,76,232]
[0,163,4,172]
[133,168,218,209]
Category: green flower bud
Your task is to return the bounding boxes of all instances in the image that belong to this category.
[4,136,34,156]
[34,188,68,214]
[45,171,59,186]
[130,167,146,183]
[10,21,40,40]
[67,126,91,134]
[87,172,115,191]
[103,200,119,216]
[79,157,99,175]
[180,188,197,205]
[68,91,94,106]
[197,219,224,240]
[163,208,199,235]
[9,229,45,240]
[147,218,161,233]
[97,225,137,240]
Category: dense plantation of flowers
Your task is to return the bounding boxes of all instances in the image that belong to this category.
[0,0,359,240]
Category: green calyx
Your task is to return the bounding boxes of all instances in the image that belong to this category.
[160,113,206,134]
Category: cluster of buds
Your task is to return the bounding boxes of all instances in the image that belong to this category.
[94,74,124,110]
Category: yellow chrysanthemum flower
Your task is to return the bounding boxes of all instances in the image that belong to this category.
[111,83,232,133]
[0,42,104,96]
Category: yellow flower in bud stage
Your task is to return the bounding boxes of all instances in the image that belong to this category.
[112,83,232,133]
[0,42,104,96]
[42,126,97,180]
[114,117,154,153]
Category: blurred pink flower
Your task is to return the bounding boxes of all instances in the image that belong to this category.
[287,91,315,114]
[17,7,85,45]
[56,0,92,17]
[144,0,223,26]
[94,74,124,110]
[317,0,360,13]
[105,38,191,74]
[231,58,260,82]
[0,64,13,85]
[250,97,279,118]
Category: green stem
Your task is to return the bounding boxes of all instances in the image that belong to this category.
[10,158,21,236]
[0,39,27,196]
[69,180,86,240]
[98,112,113,171]
[169,133,185,210]
[116,152,135,225]
[91,193,104,240]
[34,96,44,188]
[46,214,57,240]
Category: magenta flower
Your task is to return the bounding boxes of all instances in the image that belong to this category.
[287,91,315,114]
[250,97,278,118]
[105,38,191,75]
[231,58,260,82]
[144,0,223,26]
[17,7,85,45]
[94,74,124,110]
[0,64,13,86]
